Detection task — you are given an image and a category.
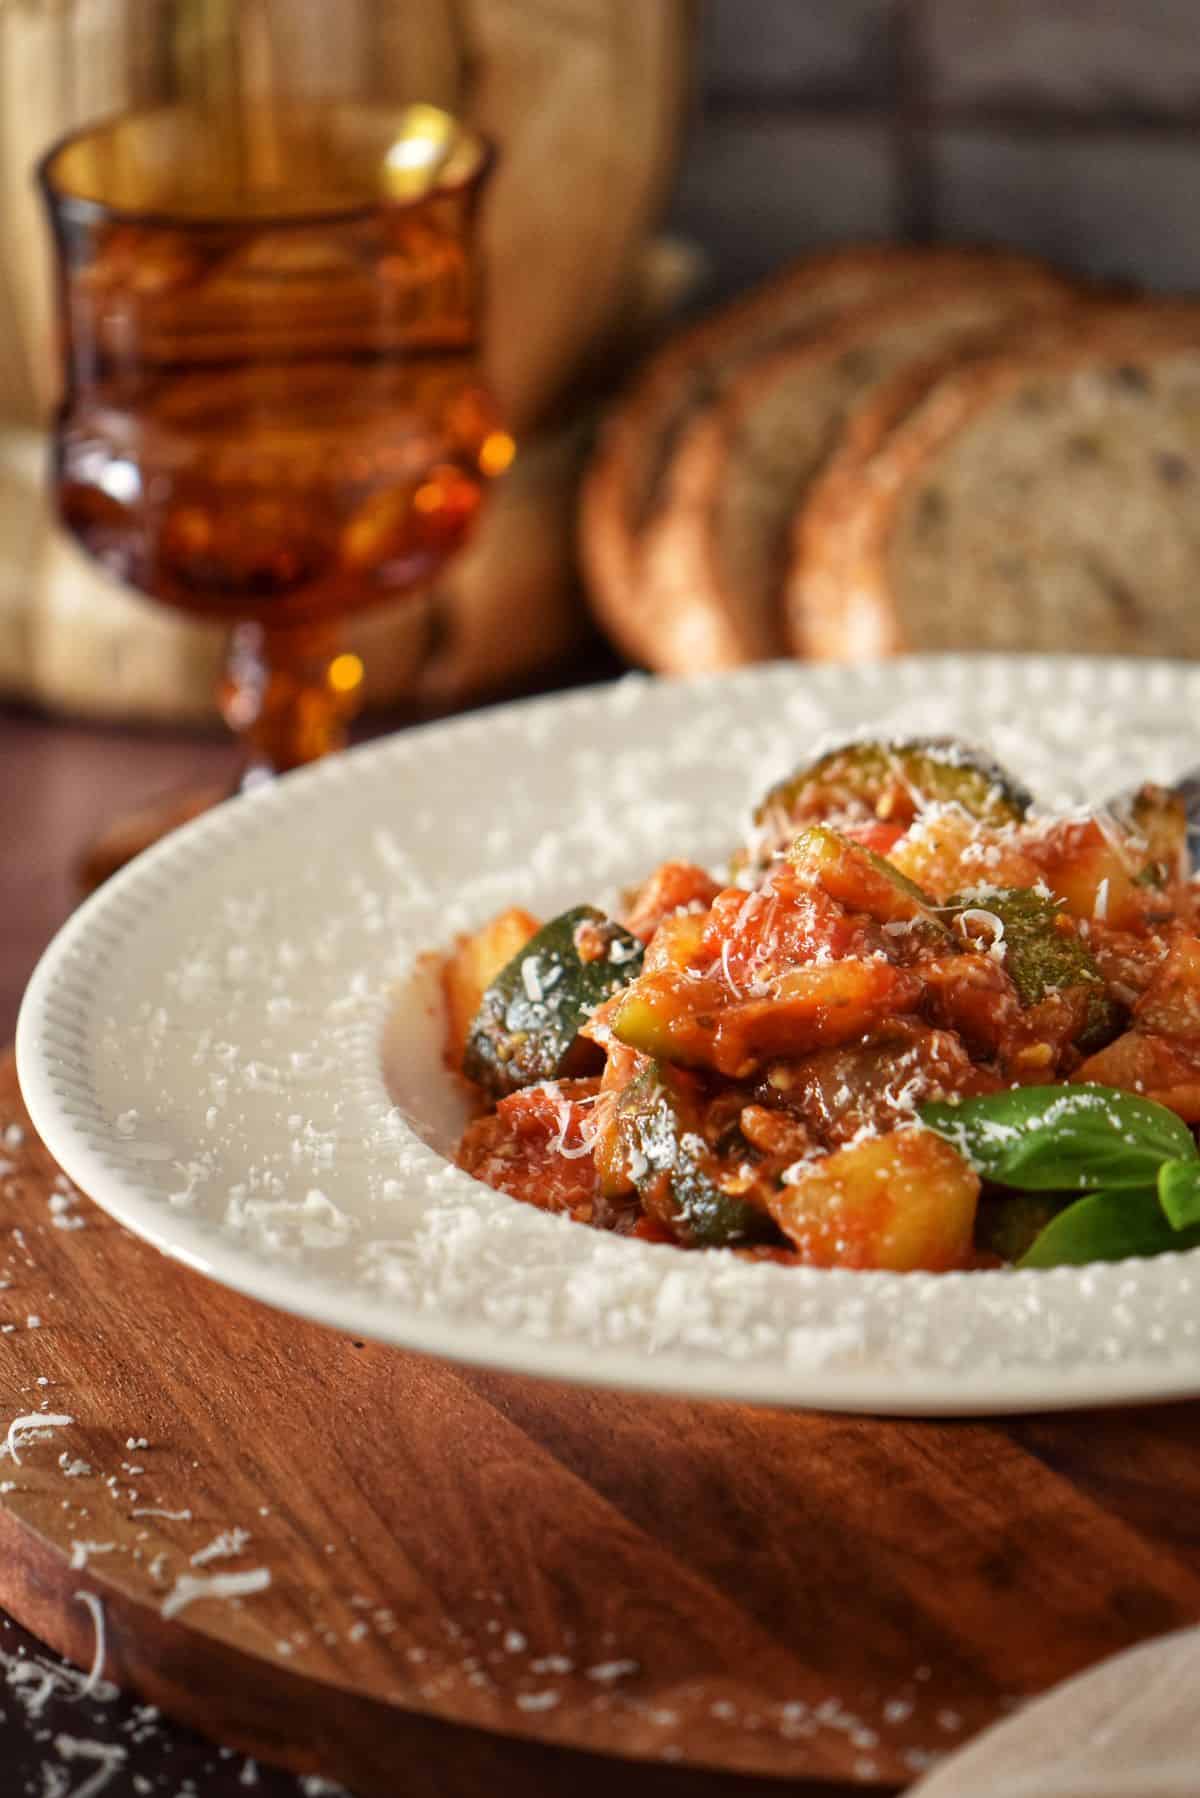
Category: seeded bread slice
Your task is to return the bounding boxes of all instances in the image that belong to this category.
[580,246,1069,670]
[630,257,1075,672]
[782,333,1076,656]
[791,306,1200,662]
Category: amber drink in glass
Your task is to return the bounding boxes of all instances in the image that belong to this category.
[38,101,506,872]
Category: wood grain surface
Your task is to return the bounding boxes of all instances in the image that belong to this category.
[3,1055,1200,1794]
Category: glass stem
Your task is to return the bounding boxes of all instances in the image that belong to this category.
[218,619,364,790]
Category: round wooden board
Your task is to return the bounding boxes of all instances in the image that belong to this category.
[3,1051,1200,1795]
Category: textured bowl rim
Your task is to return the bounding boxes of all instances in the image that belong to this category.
[17,653,1200,1415]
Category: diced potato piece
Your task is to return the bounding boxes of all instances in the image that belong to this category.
[1025,818,1146,930]
[888,811,1041,902]
[442,907,540,1073]
[767,1128,980,1271]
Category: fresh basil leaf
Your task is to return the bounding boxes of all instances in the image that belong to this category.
[1159,1158,1200,1231]
[921,1084,1197,1192]
[1018,1186,1200,1269]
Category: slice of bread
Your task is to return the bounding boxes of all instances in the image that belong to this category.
[580,246,1069,670]
[783,333,1076,657]
[791,305,1200,661]
[631,256,1075,672]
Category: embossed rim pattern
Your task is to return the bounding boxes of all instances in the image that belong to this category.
[16,655,1200,1415]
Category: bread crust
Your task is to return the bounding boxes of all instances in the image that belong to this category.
[791,303,1200,662]
[629,255,1074,673]
[580,245,1069,671]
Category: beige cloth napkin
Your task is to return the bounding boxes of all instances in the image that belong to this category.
[912,1627,1200,1797]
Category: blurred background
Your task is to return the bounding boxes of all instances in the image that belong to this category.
[4,0,1200,734]
[677,0,1200,298]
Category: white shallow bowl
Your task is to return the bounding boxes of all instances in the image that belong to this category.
[17,654,1200,1415]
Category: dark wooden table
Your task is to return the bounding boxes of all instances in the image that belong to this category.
[1,707,331,1795]
[1,702,872,1798]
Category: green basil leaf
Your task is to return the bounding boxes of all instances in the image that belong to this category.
[921,1084,1197,1192]
[1159,1158,1200,1231]
[1018,1187,1200,1269]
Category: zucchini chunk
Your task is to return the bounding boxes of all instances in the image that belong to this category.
[789,825,951,949]
[747,737,1031,866]
[464,905,644,1097]
[942,887,1121,1052]
[443,907,540,1073]
[603,1062,783,1248]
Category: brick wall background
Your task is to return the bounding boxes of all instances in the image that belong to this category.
[667,0,1200,299]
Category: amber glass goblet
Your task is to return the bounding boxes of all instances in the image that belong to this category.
[38,101,508,883]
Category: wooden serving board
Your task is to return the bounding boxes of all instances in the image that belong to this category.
[3,1049,1200,1796]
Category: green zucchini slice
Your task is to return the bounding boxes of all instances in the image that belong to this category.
[749,737,1032,860]
[942,887,1121,1051]
[464,905,644,1097]
[608,1062,782,1249]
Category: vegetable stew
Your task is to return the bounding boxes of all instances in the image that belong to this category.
[444,736,1200,1271]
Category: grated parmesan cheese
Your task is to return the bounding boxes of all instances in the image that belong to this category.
[160,1566,271,1620]
[720,938,742,998]
[190,1527,252,1567]
[51,1734,126,1798]
[73,1590,108,1699]
[521,957,543,1004]
[545,1089,600,1162]
[586,1657,640,1683]
[954,907,1007,963]
[70,1543,115,1571]
[4,1413,74,1466]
